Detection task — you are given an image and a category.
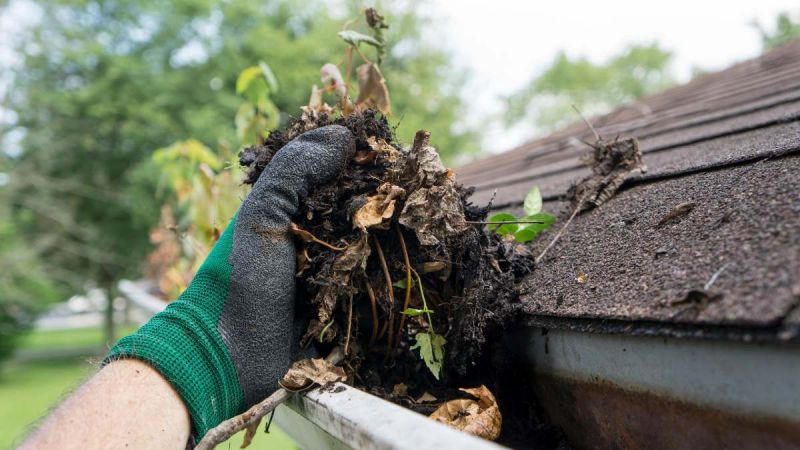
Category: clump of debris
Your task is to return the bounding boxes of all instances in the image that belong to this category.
[242,108,532,413]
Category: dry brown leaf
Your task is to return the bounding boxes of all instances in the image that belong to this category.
[279,358,347,391]
[320,63,346,98]
[367,136,401,163]
[576,271,587,284]
[240,417,262,448]
[422,261,447,273]
[296,248,311,277]
[429,385,502,441]
[355,63,391,114]
[352,183,405,230]
[392,383,408,397]
[416,392,438,403]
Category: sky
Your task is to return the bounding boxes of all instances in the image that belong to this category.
[428,0,799,153]
[1,0,798,156]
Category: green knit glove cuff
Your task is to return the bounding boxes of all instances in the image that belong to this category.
[105,218,245,439]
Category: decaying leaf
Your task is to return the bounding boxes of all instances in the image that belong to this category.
[399,182,469,246]
[296,248,311,276]
[320,63,346,99]
[430,385,502,441]
[569,136,646,210]
[303,231,371,346]
[240,417,262,449]
[279,358,347,391]
[392,383,408,397]
[367,136,401,163]
[355,63,391,114]
[353,183,406,230]
[416,392,438,403]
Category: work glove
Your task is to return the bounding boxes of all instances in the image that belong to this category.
[106,125,355,439]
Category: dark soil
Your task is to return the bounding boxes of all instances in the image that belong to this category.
[240,110,563,447]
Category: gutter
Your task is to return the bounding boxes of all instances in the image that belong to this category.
[274,383,506,450]
[514,326,800,449]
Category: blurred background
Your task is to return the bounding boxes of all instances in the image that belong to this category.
[0,0,798,447]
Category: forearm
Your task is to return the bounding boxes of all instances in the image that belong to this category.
[21,359,190,450]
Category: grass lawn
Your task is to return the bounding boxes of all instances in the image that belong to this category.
[0,328,297,450]
[18,324,139,352]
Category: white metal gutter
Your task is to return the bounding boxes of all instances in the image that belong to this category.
[274,383,507,450]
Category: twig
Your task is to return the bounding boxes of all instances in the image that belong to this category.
[466,220,546,225]
[535,196,586,265]
[290,223,346,251]
[195,389,289,450]
[572,104,600,142]
[704,263,731,291]
[363,275,379,346]
[372,236,395,350]
[195,349,345,450]
[344,293,354,355]
[410,268,435,333]
[392,228,413,352]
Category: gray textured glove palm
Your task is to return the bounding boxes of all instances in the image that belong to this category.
[107,125,355,438]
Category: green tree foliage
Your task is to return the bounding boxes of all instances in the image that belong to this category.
[505,43,674,132]
[754,11,800,50]
[1,0,476,318]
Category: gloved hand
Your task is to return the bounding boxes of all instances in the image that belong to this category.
[106,125,355,439]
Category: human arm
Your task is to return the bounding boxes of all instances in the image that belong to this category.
[20,125,355,449]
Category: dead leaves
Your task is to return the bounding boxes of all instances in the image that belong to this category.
[356,63,391,114]
[430,385,502,441]
[569,136,646,211]
[279,358,347,391]
[353,183,406,230]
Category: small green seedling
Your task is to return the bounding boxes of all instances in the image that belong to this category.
[488,186,556,243]
[395,271,446,379]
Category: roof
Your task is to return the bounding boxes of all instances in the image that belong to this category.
[456,40,800,341]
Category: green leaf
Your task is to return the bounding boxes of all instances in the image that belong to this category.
[410,332,446,380]
[514,213,556,243]
[487,213,518,236]
[258,61,279,93]
[338,30,384,48]
[401,307,433,317]
[393,278,415,290]
[523,186,543,216]
[236,66,262,95]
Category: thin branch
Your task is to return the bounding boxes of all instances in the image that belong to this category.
[195,348,344,450]
[466,220,545,225]
[392,228,413,352]
[535,196,586,265]
[572,104,600,142]
[363,275,379,346]
[372,236,395,350]
[344,293,354,355]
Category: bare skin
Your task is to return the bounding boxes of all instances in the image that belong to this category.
[21,359,190,450]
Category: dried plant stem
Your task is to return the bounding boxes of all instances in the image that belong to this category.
[393,228,413,351]
[466,220,546,225]
[535,196,586,265]
[372,236,395,351]
[363,275,379,346]
[344,293,354,355]
[195,349,345,450]
[290,224,346,251]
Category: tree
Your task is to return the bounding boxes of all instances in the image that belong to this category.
[754,11,800,51]
[0,0,476,329]
[504,43,674,132]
